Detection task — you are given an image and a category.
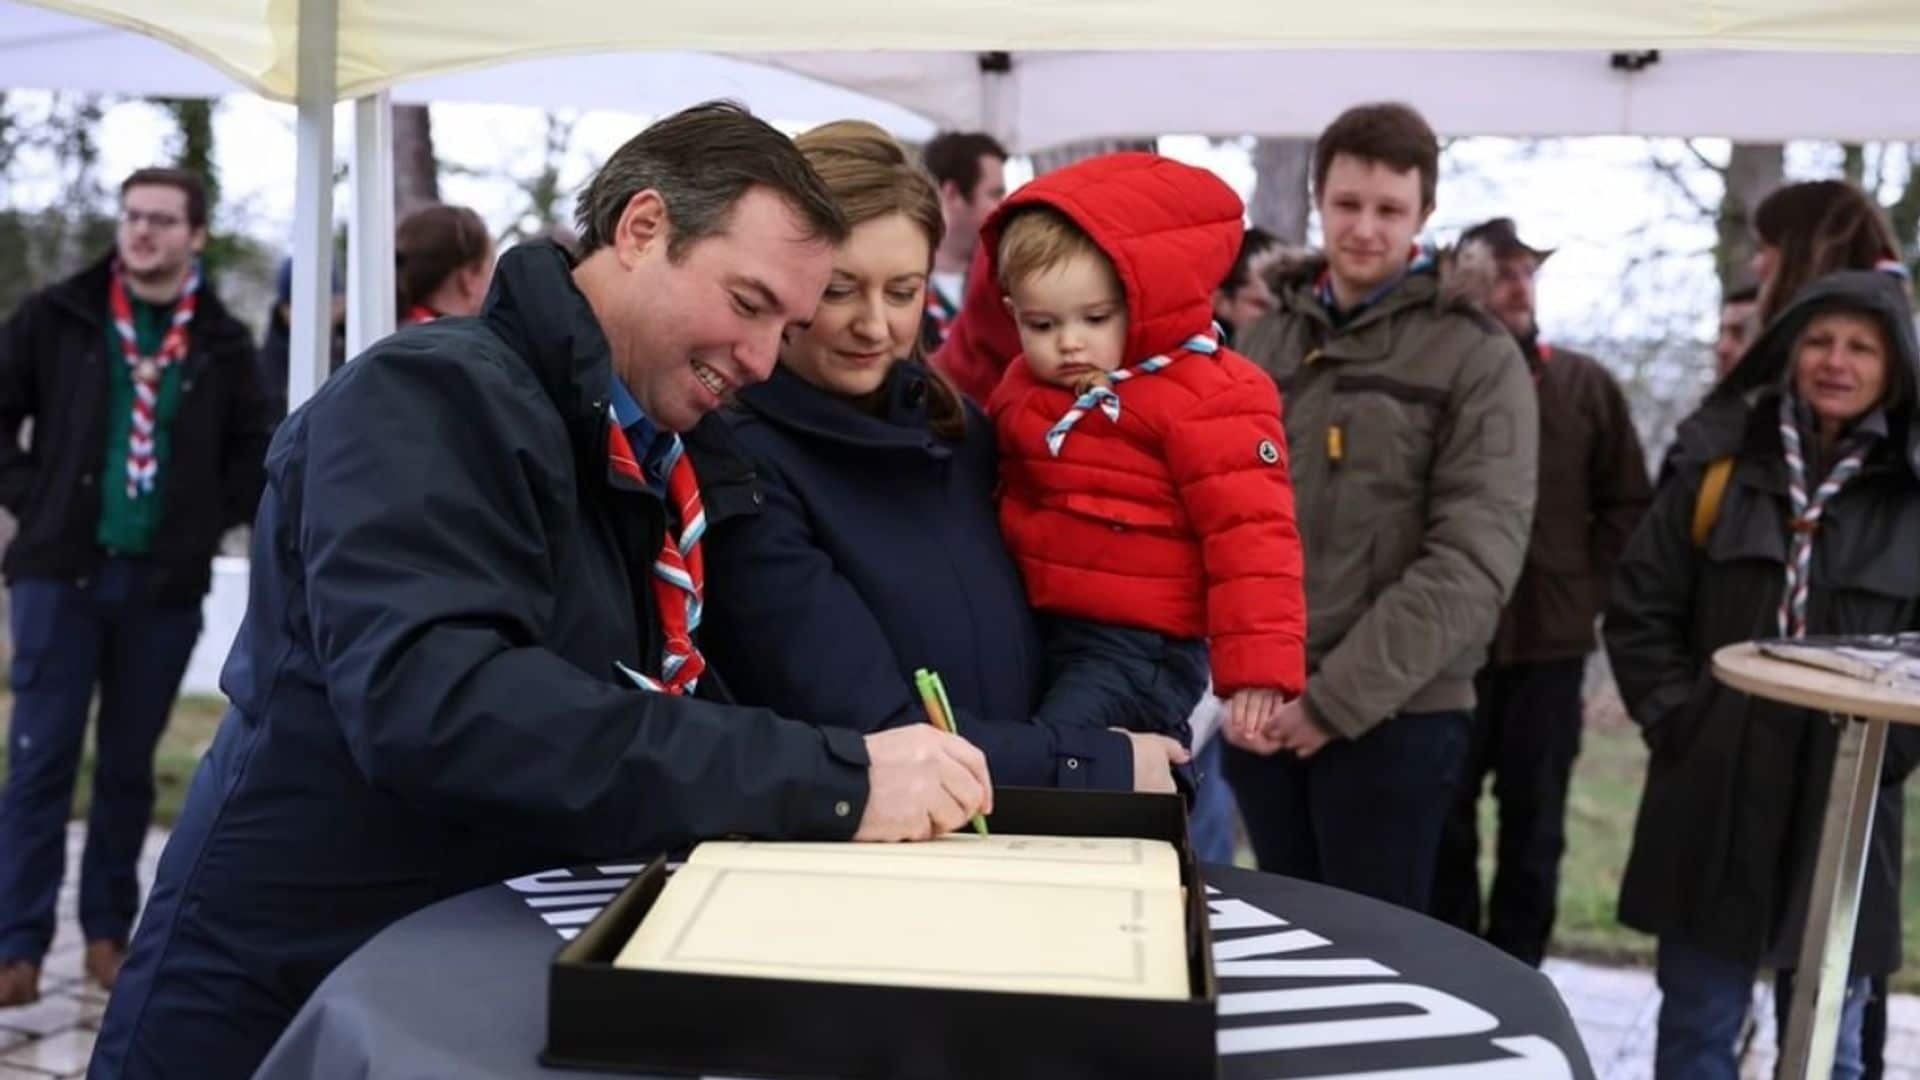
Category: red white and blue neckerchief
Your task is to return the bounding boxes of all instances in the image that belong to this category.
[109,260,200,499]
[606,381,706,696]
[1044,325,1222,457]
[924,281,959,346]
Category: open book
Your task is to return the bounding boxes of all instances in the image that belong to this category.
[614,835,1189,1001]
[1756,633,1920,689]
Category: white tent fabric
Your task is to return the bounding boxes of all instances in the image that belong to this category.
[751,49,1920,146]
[21,0,1920,107]
[0,4,935,136]
[10,4,1920,146]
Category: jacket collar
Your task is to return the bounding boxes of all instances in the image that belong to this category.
[736,362,952,458]
[51,249,238,348]
[480,241,621,475]
[1281,263,1441,340]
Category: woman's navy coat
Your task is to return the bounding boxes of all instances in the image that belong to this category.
[700,362,1137,791]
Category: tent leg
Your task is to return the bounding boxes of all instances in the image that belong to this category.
[348,91,396,356]
[289,0,338,412]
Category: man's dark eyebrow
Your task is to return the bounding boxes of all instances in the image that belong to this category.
[729,275,784,315]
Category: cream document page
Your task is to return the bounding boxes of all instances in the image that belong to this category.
[613,835,1189,1000]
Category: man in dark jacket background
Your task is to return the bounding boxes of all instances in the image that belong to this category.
[1431,217,1652,967]
[0,167,271,1006]
[88,103,991,1080]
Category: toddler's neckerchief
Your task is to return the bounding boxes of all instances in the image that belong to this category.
[1044,326,1220,457]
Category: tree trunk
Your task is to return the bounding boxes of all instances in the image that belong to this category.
[393,104,439,217]
[1029,138,1155,176]
[1885,143,1920,272]
[1248,138,1314,245]
[159,98,227,274]
[1841,143,1867,188]
[1716,142,1784,298]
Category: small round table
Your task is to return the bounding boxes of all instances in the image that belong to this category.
[256,861,1596,1079]
[1712,642,1920,1080]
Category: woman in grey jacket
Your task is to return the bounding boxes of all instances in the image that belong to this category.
[1605,268,1920,1080]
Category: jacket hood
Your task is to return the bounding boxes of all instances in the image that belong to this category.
[1674,269,1920,475]
[979,152,1244,361]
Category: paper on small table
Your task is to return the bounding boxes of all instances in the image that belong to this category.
[614,834,1189,1001]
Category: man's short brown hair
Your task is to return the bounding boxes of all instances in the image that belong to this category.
[574,100,846,260]
[923,131,1009,198]
[1313,103,1439,210]
[995,207,1115,295]
[121,167,209,230]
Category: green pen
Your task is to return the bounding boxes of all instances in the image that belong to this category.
[914,668,990,837]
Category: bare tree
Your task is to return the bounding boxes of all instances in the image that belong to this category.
[1028,138,1154,175]
[1715,143,1783,297]
[393,104,440,216]
[500,112,579,246]
[1248,138,1313,245]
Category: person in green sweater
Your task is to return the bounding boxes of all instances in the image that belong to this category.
[0,167,271,1005]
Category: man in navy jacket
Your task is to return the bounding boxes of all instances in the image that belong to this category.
[89,102,991,1080]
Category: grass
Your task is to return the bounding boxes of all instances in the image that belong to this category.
[5,686,1918,988]
[0,692,226,830]
[1507,687,1920,992]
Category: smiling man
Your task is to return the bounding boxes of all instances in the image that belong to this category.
[1225,103,1537,918]
[0,167,270,1007]
[90,103,993,1080]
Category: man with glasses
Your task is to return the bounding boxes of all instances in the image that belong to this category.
[0,167,270,1005]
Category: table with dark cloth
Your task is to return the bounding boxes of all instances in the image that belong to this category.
[257,862,1594,1079]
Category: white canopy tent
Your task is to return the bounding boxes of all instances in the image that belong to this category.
[10,0,1920,414]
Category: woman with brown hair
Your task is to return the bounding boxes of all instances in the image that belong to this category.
[698,121,1184,794]
[395,204,494,323]
[1666,180,1904,483]
[1751,179,1903,330]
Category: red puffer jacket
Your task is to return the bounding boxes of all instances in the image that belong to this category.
[984,154,1306,698]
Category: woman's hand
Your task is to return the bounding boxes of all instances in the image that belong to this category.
[1113,730,1191,793]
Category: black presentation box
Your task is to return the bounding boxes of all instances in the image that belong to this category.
[542,786,1218,1079]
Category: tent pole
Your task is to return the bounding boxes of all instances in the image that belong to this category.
[978,51,1016,149]
[289,0,338,412]
[348,91,396,355]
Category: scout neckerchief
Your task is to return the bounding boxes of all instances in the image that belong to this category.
[1776,392,1872,638]
[924,282,959,345]
[109,261,200,499]
[404,304,440,326]
[1044,326,1221,457]
[608,415,707,695]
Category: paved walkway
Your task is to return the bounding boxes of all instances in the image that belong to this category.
[2,824,1918,1077]
[0,826,161,1079]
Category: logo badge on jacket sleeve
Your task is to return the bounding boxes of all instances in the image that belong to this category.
[1257,439,1281,465]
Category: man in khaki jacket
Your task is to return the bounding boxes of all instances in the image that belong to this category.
[1225,102,1537,916]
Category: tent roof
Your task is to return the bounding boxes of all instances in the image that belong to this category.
[22,0,1920,108]
[10,4,1920,145]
